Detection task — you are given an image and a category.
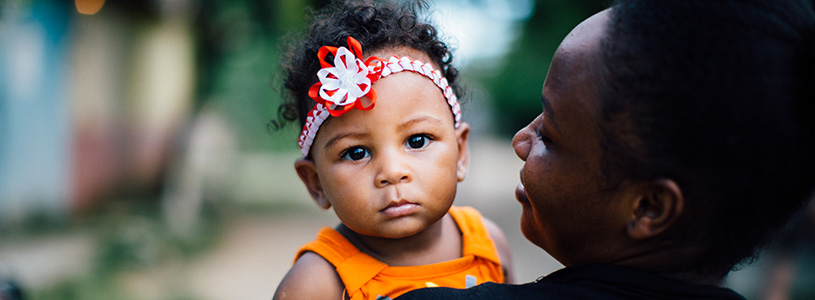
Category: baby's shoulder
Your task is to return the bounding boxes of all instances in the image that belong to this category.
[481,216,515,283]
[273,252,344,300]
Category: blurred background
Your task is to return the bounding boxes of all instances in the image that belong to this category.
[0,0,813,299]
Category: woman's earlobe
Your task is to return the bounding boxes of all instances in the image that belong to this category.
[294,158,331,209]
[626,179,684,240]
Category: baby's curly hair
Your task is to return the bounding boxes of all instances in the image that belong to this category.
[277,0,461,131]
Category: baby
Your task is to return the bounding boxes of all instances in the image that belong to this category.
[272,1,513,300]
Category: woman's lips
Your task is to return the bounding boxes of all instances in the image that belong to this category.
[515,183,529,204]
[381,201,419,218]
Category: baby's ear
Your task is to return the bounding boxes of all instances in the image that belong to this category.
[626,179,684,240]
[454,123,471,182]
[294,158,331,209]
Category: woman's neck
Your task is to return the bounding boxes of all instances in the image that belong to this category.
[612,243,728,287]
[336,213,463,266]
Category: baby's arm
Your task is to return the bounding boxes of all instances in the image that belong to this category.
[273,252,344,300]
[483,218,515,284]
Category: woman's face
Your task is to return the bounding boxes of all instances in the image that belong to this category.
[511,10,629,266]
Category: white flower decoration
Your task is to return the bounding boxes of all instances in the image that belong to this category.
[316,47,372,107]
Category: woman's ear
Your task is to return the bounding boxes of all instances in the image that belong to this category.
[294,158,331,209]
[626,179,684,240]
[454,123,471,182]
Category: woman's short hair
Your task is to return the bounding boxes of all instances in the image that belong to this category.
[596,0,815,273]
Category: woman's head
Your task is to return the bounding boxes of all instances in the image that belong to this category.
[596,0,815,273]
[512,10,624,267]
[513,0,815,278]
[279,0,461,132]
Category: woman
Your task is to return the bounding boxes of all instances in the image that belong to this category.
[397,0,815,298]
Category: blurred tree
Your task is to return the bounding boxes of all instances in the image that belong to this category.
[482,0,607,136]
[191,0,609,146]
[193,0,333,152]
[484,0,813,136]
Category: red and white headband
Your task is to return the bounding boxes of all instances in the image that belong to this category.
[298,36,462,157]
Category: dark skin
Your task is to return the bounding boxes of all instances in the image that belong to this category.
[511,10,721,286]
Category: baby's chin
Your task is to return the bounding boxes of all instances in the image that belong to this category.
[362,219,438,240]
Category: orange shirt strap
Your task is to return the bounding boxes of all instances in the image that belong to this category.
[449,206,502,266]
[294,207,503,296]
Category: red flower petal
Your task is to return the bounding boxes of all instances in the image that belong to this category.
[347,36,363,59]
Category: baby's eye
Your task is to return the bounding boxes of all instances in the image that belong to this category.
[406,134,431,149]
[341,146,370,161]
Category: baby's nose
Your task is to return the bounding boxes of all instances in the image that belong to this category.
[375,153,412,187]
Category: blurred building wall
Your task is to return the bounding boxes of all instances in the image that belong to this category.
[71,2,196,211]
[0,0,196,223]
[0,0,73,223]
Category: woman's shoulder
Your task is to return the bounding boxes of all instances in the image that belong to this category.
[396,264,749,300]
[394,282,535,299]
[481,215,514,283]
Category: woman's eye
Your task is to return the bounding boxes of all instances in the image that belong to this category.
[406,134,431,149]
[341,147,370,161]
[536,127,552,145]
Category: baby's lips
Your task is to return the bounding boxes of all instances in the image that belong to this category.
[381,201,419,218]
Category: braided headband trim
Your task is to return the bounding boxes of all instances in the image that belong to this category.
[298,38,461,157]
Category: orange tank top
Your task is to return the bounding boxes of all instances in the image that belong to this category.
[294,206,504,300]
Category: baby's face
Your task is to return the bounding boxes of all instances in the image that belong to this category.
[308,52,468,239]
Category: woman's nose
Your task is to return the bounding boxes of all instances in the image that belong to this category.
[374,151,412,187]
[512,119,536,161]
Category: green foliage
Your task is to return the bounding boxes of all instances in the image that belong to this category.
[194,0,310,152]
[483,0,607,136]
[0,203,67,237]
[191,0,610,143]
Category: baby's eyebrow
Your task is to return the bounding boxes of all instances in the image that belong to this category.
[322,116,444,150]
[399,116,444,128]
[324,132,367,150]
